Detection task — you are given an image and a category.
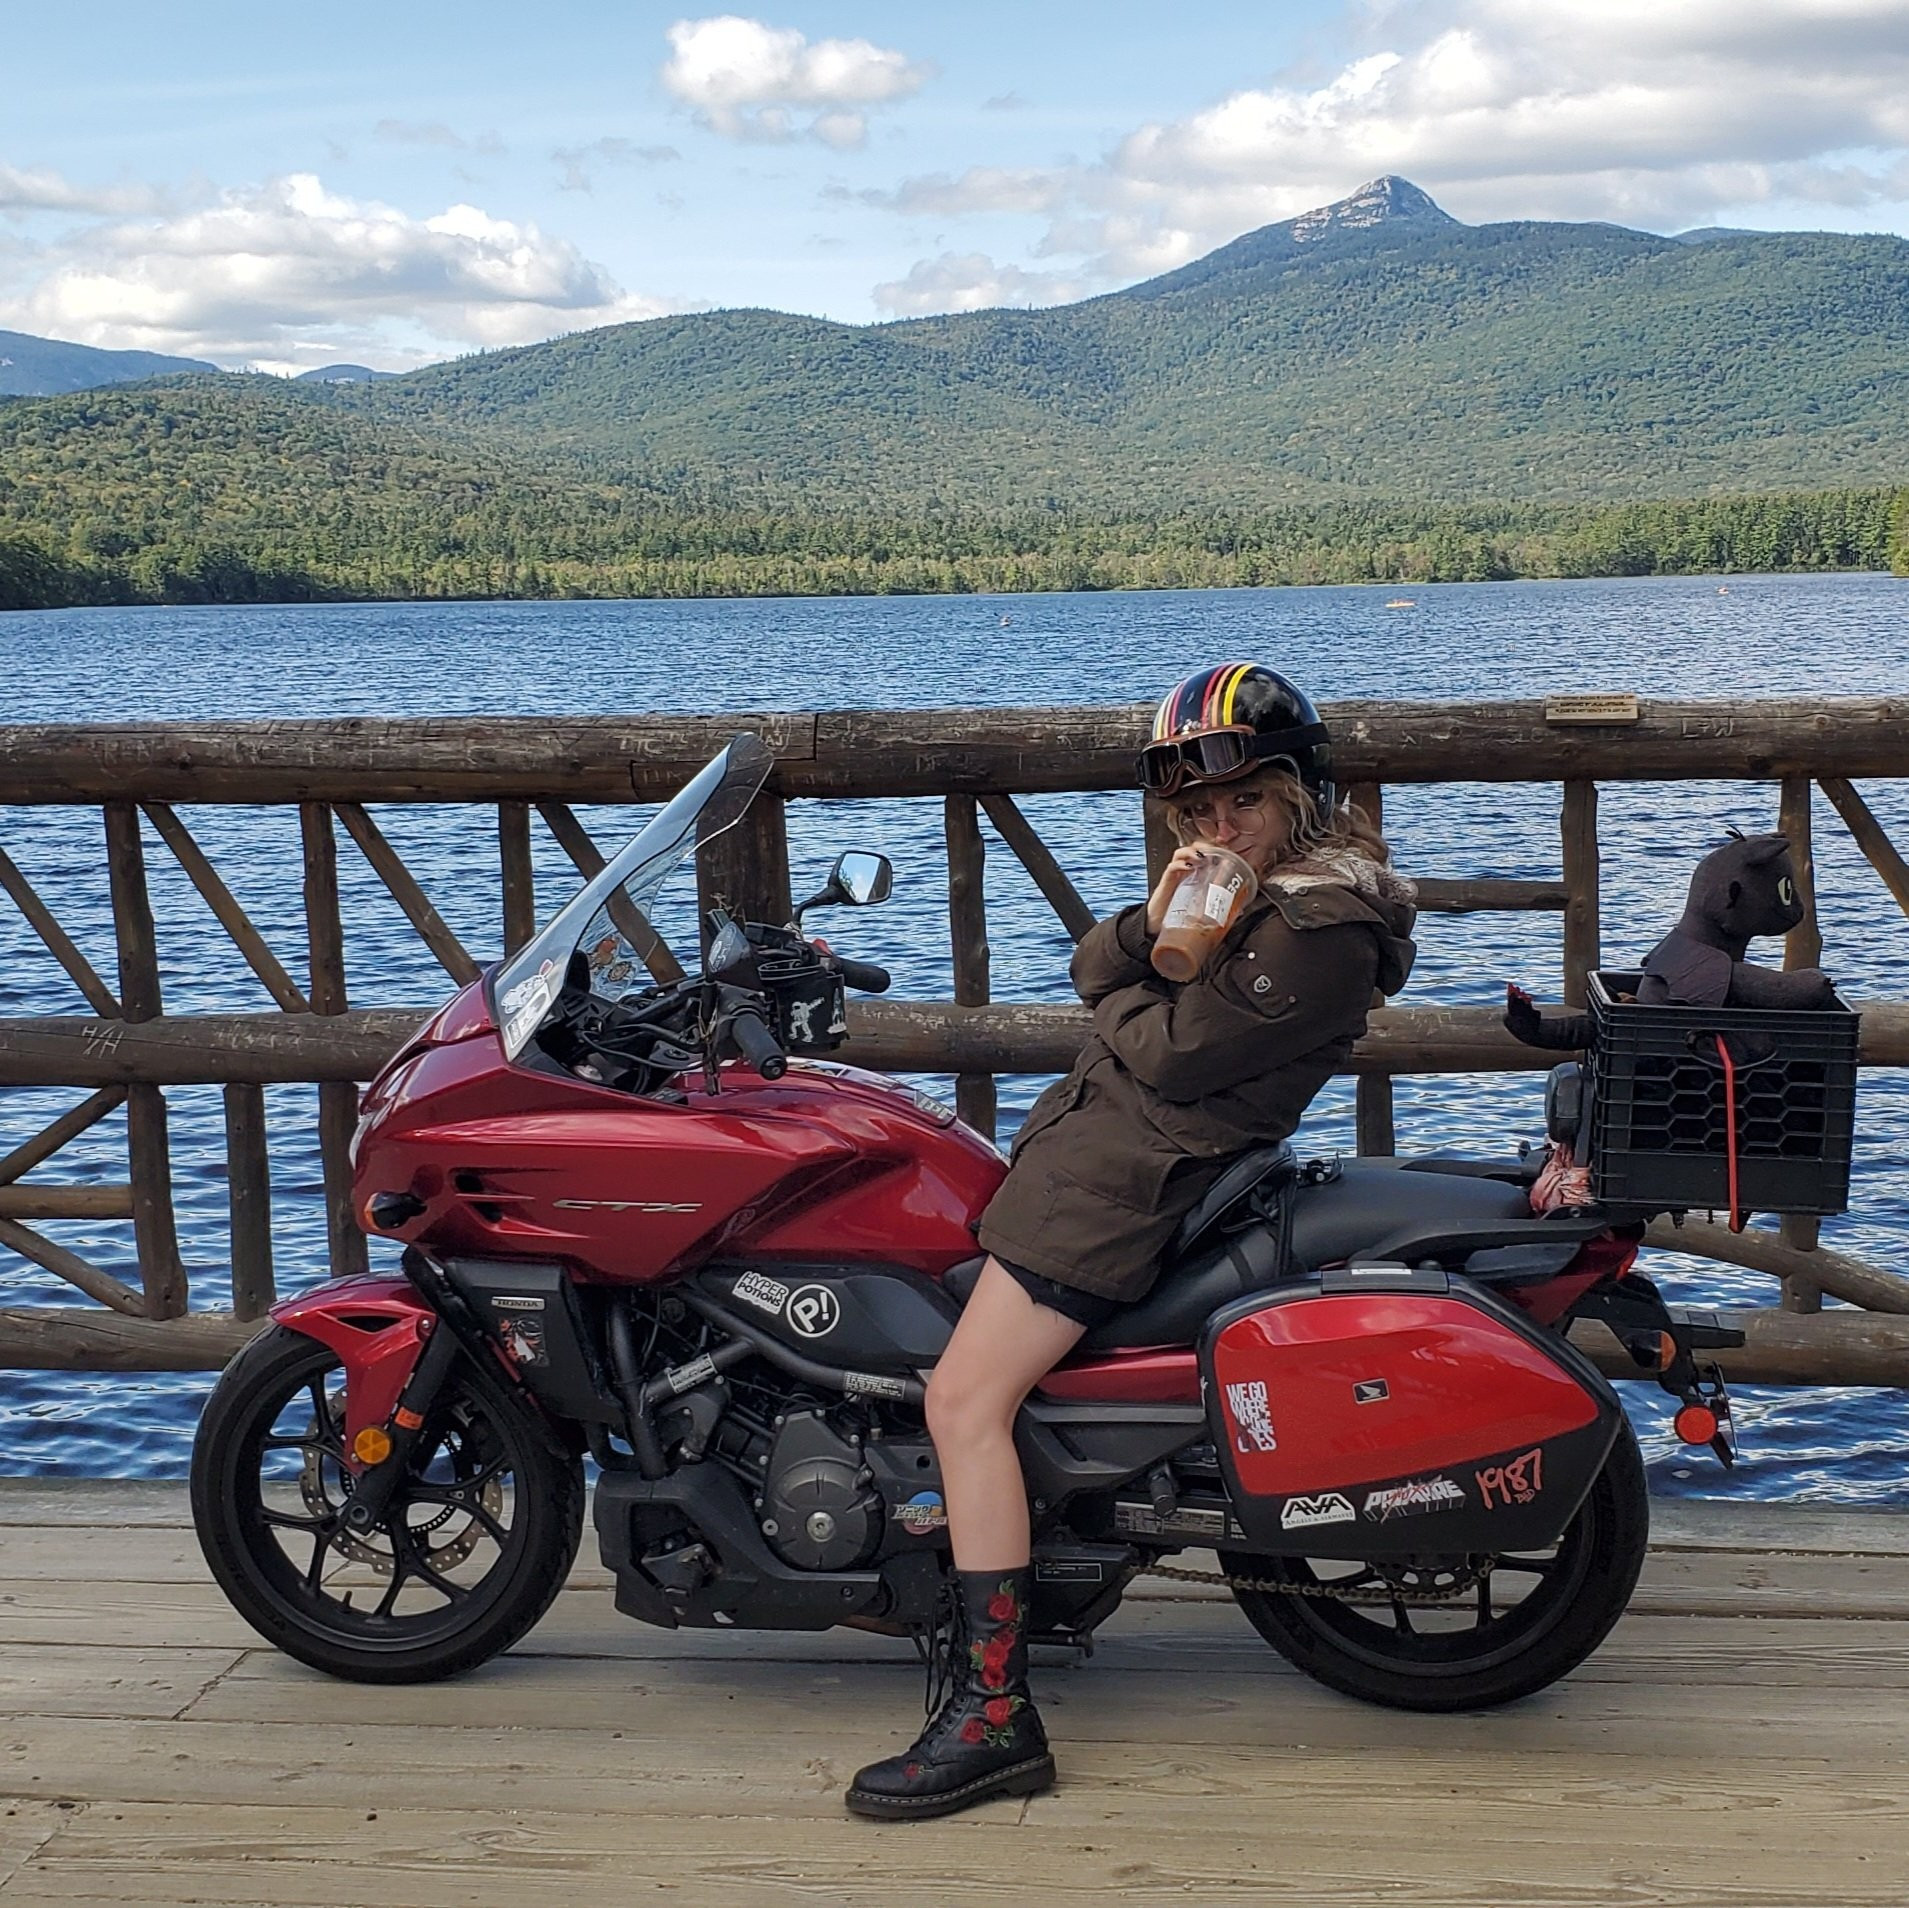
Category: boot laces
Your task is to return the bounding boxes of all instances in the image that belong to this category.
[911,1573,962,1720]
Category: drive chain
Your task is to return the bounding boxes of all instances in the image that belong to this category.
[1142,1559,1495,1606]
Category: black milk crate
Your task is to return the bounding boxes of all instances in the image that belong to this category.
[1586,970,1860,1218]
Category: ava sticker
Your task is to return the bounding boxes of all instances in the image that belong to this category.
[1476,1446,1544,1509]
[1362,1476,1466,1522]
[1225,1378,1278,1454]
[1279,1492,1356,1532]
[732,1271,791,1317]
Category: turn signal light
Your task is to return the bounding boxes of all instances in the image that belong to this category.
[352,1426,394,1466]
[1673,1404,1720,1446]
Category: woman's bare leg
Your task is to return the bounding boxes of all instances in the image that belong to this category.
[926,1258,1086,1572]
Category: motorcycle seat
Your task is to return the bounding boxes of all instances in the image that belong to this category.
[1076,1160,1542,1353]
[946,1156,1555,1354]
[1289,1161,1535,1270]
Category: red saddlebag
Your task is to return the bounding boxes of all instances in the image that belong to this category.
[1200,1265,1623,1558]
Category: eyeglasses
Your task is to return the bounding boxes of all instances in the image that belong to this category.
[1137,719,1329,796]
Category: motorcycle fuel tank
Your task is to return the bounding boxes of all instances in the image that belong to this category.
[354,1024,1004,1284]
[1201,1265,1623,1558]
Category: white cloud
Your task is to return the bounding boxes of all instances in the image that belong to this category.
[0,173,676,370]
[872,251,1087,317]
[661,14,931,148]
[868,0,1909,299]
[0,164,165,217]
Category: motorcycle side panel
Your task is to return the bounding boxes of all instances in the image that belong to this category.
[697,1264,958,1370]
[440,1257,622,1424]
[1202,1277,1622,1557]
[270,1275,436,1457]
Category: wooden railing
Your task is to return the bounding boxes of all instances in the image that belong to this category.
[4,696,1909,1383]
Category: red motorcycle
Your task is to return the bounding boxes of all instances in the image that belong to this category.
[191,735,1738,1708]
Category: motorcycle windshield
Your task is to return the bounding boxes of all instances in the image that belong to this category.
[492,732,774,1060]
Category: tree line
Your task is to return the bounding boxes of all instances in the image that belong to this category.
[4,485,1904,611]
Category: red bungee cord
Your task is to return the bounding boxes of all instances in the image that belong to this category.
[1715,1036,1746,1233]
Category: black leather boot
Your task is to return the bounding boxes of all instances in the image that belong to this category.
[845,1567,1055,1820]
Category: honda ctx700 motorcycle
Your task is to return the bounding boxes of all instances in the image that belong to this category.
[191,734,1740,1709]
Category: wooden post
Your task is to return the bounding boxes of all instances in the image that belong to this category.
[1142,794,1177,888]
[696,790,792,934]
[499,801,536,956]
[1560,780,1600,1007]
[103,801,186,1320]
[1346,783,1396,1155]
[944,795,996,1141]
[301,802,368,1280]
[224,1083,275,1321]
[1778,773,1824,1313]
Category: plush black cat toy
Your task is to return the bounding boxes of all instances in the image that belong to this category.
[1506,831,1835,1050]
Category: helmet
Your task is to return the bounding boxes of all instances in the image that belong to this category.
[1138,663,1335,810]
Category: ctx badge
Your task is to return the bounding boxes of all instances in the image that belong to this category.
[1251,974,1273,994]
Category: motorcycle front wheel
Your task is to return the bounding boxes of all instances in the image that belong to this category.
[1222,1423,1649,1712]
[191,1324,584,1683]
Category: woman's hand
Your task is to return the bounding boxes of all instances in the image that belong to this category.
[1144,844,1209,936]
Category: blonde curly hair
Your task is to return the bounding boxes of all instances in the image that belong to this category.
[1162,763,1390,867]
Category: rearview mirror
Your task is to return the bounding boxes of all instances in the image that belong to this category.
[834,851,893,906]
[794,850,893,923]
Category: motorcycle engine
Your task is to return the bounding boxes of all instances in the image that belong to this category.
[760,1407,882,1571]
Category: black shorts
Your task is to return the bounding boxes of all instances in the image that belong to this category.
[997,1258,1125,1330]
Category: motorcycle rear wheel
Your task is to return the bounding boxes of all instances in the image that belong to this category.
[1222,1423,1648,1712]
[191,1324,583,1683]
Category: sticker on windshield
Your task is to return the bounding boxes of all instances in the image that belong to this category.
[500,959,558,1051]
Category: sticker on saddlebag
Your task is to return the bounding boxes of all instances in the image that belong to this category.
[1362,1475,1466,1522]
[1279,1492,1356,1532]
[1224,1378,1278,1454]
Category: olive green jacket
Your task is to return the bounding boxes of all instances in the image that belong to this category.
[975,880,1416,1302]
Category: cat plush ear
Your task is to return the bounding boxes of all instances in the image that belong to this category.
[1741,835,1792,867]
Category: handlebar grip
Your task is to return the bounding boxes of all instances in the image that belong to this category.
[832,957,892,995]
[730,1009,787,1080]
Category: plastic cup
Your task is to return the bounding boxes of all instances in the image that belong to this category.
[1151,847,1260,982]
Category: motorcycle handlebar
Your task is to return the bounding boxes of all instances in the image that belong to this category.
[831,956,892,995]
[729,1007,788,1080]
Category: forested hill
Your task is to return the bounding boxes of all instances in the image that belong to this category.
[4,176,1909,607]
[320,177,1909,507]
[1,377,1901,608]
[0,328,216,397]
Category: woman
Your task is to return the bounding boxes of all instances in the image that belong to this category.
[845,664,1416,1821]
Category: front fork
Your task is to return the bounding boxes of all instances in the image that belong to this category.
[1571,1271,1743,1468]
[338,1319,463,1533]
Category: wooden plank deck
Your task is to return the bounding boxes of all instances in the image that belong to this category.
[2,1482,1908,1905]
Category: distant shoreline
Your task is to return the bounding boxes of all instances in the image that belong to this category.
[5,485,1904,612]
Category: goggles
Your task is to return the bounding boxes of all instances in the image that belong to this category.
[1136,721,1327,796]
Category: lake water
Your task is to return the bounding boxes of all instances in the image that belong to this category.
[4,573,1908,1496]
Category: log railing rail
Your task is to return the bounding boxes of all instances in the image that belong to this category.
[4,695,1909,1384]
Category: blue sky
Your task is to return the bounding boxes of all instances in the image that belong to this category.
[5,1,1907,372]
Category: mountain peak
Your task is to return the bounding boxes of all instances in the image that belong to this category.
[1287,176,1455,243]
